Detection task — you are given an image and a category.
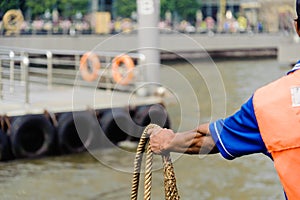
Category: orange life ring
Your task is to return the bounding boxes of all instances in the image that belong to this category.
[112,55,135,85]
[80,52,101,82]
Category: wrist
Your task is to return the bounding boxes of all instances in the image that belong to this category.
[161,129,176,152]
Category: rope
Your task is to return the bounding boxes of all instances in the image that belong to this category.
[131,124,180,200]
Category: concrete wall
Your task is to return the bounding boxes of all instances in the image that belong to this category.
[0,34,291,52]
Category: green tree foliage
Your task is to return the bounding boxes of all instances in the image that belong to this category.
[0,0,201,21]
[114,0,136,18]
[26,0,89,19]
[161,0,200,22]
[57,0,89,18]
[161,0,176,18]
[113,0,200,21]
[177,0,200,21]
[25,0,58,18]
[0,0,25,17]
[0,0,89,19]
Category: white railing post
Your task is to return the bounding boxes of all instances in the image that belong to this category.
[23,56,30,104]
[75,54,80,70]
[46,51,53,89]
[20,51,28,86]
[9,51,15,93]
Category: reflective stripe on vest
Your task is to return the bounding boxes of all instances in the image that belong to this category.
[253,69,300,200]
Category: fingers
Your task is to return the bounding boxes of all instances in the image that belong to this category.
[147,126,163,136]
[145,126,164,154]
[149,128,163,154]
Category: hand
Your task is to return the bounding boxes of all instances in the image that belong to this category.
[148,127,175,154]
[148,123,218,155]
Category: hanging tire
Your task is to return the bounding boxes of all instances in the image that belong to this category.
[57,111,98,154]
[0,130,13,161]
[9,115,56,159]
[132,104,170,141]
[99,108,132,144]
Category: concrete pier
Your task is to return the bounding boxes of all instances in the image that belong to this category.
[0,83,164,117]
[0,33,291,52]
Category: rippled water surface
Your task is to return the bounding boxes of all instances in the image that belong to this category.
[0,58,288,199]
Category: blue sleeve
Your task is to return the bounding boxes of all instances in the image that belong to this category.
[209,96,269,160]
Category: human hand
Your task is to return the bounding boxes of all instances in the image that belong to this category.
[147,123,218,155]
[148,127,175,154]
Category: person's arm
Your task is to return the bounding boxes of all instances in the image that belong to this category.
[148,123,219,155]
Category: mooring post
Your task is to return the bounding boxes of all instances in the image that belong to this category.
[137,0,160,95]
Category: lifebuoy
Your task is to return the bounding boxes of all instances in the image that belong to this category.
[3,9,24,35]
[99,108,132,144]
[9,115,56,159]
[80,52,101,82]
[112,55,135,85]
[133,104,170,141]
[57,111,98,154]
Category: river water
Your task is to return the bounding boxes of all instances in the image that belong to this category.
[0,58,288,199]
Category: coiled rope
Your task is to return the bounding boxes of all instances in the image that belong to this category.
[131,124,180,200]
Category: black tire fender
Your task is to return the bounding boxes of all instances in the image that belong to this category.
[0,130,13,161]
[132,104,170,141]
[57,111,98,154]
[99,108,132,144]
[9,115,56,158]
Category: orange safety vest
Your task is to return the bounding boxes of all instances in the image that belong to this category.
[253,69,300,200]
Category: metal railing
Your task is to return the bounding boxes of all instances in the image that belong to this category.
[0,46,145,104]
[0,51,30,104]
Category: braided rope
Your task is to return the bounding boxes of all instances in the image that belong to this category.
[131,124,180,200]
